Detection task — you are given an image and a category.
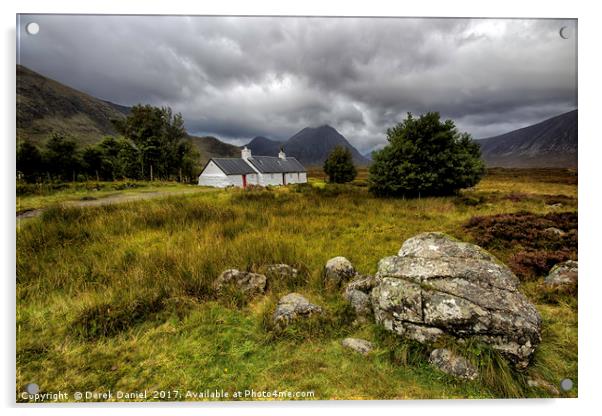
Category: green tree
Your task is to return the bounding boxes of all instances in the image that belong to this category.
[113,104,191,180]
[368,112,485,197]
[115,138,142,180]
[323,145,357,183]
[177,140,201,182]
[43,133,81,181]
[17,140,43,181]
[82,146,104,181]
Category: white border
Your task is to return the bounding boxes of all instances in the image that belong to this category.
[2,1,601,415]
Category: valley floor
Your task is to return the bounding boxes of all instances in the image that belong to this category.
[16,168,578,401]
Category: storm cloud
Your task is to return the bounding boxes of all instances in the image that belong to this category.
[18,15,577,152]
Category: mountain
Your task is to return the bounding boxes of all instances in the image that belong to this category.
[478,110,577,168]
[246,136,282,155]
[285,125,370,166]
[17,64,128,145]
[243,125,369,166]
[187,135,241,164]
[16,65,241,161]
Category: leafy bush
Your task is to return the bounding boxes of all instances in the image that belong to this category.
[369,112,485,197]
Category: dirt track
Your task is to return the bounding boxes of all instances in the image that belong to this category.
[16,189,200,220]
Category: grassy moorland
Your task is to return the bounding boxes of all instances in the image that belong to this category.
[16,181,197,214]
[16,168,577,401]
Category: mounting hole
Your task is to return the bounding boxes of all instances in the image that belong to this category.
[25,383,40,394]
[560,378,573,392]
[26,22,40,35]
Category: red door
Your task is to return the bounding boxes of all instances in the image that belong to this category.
[242,174,247,188]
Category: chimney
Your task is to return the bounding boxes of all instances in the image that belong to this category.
[278,147,286,160]
[241,146,251,160]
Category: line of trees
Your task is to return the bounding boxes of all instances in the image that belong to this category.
[17,105,201,183]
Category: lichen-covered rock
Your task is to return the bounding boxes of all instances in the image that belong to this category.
[371,232,542,369]
[346,274,378,293]
[344,289,372,318]
[429,348,478,380]
[265,264,299,281]
[341,338,374,355]
[545,260,577,287]
[272,293,322,329]
[213,269,267,298]
[324,256,356,288]
[343,274,376,319]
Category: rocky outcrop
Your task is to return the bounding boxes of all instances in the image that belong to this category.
[324,256,356,288]
[371,232,542,369]
[545,260,577,287]
[213,269,267,298]
[429,348,478,380]
[273,293,322,329]
[341,338,374,355]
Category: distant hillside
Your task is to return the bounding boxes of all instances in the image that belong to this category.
[16,65,241,162]
[187,134,241,165]
[246,136,282,156]
[17,65,128,145]
[285,125,370,166]
[246,125,369,166]
[478,110,577,168]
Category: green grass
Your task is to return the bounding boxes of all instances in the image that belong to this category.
[16,180,200,213]
[16,169,578,401]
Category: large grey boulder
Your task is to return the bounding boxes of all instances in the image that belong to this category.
[429,348,478,380]
[371,232,542,369]
[273,293,322,329]
[213,269,267,298]
[324,256,356,288]
[545,260,577,287]
[341,338,374,355]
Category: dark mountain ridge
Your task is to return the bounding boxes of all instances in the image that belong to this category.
[246,125,370,166]
[16,65,241,163]
[478,110,577,168]
[246,136,283,156]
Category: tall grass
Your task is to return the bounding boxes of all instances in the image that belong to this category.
[16,170,578,400]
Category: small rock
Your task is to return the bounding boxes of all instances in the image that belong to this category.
[341,338,373,355]
[344,289,372,318]
[324,256,356,288]
[273,293,322,329]
[213,269,267,297]
[527,378,560,395]
[346,274,377,293]
[545,260,578,286]
[544,227,566,237]
[344,274,376,321]
[429,348,478,380]
[265,264,299,281]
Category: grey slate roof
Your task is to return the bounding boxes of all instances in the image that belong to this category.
[246,156,306,173]
[210,158,257,175]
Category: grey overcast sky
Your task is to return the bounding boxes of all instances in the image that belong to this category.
[18,15,577,152]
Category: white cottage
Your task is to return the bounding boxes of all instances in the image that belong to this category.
[198,147,307,188]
